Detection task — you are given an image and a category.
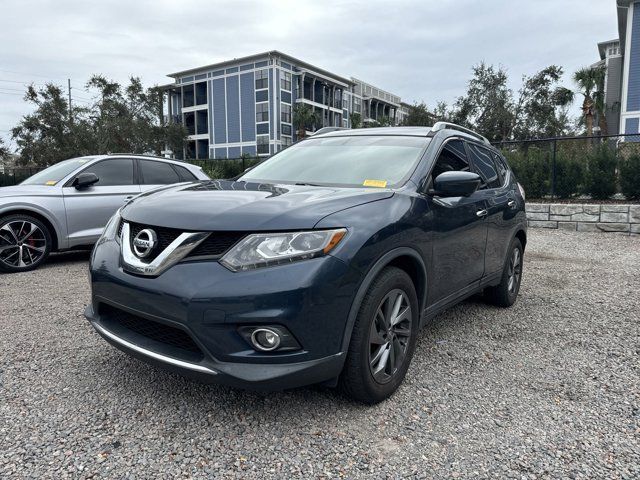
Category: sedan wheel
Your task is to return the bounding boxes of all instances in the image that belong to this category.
[0,215,51,272]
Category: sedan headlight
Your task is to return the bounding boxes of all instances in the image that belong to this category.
[220,228,347,271]
[96,209,122,246]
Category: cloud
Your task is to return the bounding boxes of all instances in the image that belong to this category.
[0,0,617,148]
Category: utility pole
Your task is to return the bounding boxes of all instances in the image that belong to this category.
[67,79,72,124]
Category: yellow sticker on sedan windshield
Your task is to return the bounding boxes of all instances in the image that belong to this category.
[45,180,57,186]
[363,179,388,188]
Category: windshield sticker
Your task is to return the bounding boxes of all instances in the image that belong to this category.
[45,180,57,186]
[363,179,387,188]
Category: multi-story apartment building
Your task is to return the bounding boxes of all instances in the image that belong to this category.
[162,51,406,159]
[598,1,640,136]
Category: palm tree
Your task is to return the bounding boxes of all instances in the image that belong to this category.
[573,65,606,136]
[292,104,319,139]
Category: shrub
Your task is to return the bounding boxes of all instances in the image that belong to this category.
[619,154,640,200]
[504,147,550,199]
[583,144,617,200]
[553,149,585,199]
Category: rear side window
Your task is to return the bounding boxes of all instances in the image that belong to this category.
[467,143,501,189]
[84,159,134,186]
[174,165,198,181]
[492,152,509,183]
[139,160,181,185]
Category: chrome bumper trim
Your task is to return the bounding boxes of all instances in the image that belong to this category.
[92,322,218,375]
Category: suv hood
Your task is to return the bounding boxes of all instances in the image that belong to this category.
[122,180,394,231]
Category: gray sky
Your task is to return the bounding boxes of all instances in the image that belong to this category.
[0,0,617,148]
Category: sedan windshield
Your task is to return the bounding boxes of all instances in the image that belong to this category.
[240,135,430,188]
[21,157,97,186]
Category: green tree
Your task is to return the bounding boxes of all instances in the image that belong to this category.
[0,138,10,161]
[349,112,362,129]
[292,103,319,138]
[11,84,94,166]
[87,75,186,155]
[451,63,514,142]
[401,102,434,126]
[513,66,575,139]
[573,65,606,136]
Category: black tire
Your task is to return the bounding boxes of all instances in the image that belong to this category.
[339,266,419,404]
[484,237,523,307]
[0,214,52,273]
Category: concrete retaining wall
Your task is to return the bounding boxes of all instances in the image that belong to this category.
[526,203,640,235]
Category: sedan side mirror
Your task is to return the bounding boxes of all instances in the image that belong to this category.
[74,172,99,189]
[432,171,481,197]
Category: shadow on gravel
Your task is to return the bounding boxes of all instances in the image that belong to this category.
[44,250,91,266]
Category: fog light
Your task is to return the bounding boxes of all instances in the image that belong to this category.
[251,328,281,351]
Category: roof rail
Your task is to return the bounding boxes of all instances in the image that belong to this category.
[429,122,490,145]
[313,127,350,135]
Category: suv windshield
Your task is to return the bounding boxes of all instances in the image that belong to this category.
[21,157,97,186]
[240,135,429,188]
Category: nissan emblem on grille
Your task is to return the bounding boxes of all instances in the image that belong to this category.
[132,229,158,258]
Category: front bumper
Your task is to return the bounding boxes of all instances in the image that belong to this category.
[86,238,361,390]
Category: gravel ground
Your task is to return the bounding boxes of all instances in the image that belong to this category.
[1,230,638,479]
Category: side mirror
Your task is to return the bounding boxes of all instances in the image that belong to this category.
[432,171,481,197]
[73,172,99,189]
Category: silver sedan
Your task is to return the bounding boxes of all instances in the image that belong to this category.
[0,154,209,273]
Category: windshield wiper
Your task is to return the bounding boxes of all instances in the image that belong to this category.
[294,182,323,187]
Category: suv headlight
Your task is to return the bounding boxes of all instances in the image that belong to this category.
[96,209,122,246]
[220,228,347,271]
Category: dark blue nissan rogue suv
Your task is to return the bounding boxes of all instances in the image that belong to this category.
[86,123,527,404]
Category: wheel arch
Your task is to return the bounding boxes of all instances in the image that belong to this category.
[340,247,428,354]
[0,208,60,251]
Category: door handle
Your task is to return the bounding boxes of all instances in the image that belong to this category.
[507,200,516,208]
[124,196,134,202]
[476,209,488,217]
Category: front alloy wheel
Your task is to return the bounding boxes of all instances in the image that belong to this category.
[369,289,413,384]
[0,215,52,273]
[340,266,419,404]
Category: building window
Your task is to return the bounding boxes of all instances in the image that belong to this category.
[353,97,361,114]
[281,71,291,91]
[342,97,349,109]
[282,136,292,148]
[343,119,348,128]
[255,69,268,89]
[256,102,269,122]
[282,124,292,135]
[257,135,270,155]
[195,82,207,105]
[281,104,291,123]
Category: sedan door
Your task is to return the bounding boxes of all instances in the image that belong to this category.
[62,158,140,246]
[425,139,489,303]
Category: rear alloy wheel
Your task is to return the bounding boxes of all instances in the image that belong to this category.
[0,215,52,273]
[484,237,523,307]
[339,267,419,404]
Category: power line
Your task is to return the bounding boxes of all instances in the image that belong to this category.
[0,68,67,81]
[0,91,24,96]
